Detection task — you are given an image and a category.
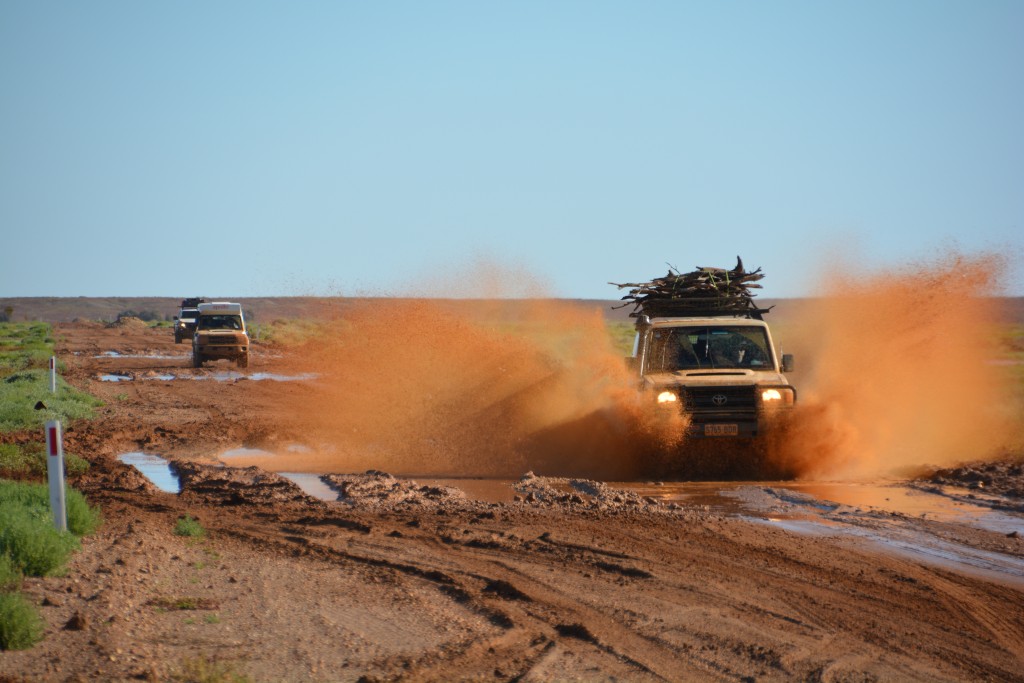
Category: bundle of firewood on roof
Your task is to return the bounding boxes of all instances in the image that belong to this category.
[610,256,771,319]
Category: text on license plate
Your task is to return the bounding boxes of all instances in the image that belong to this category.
[704,424,739,436]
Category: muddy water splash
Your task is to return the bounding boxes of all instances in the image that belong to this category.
[769,252,1019,478]
[265,298,676,478]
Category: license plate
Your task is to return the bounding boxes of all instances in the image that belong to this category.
[704,424,739,436]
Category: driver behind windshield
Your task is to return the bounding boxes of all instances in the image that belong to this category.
[650,328,769,371]
[199,315,241,330]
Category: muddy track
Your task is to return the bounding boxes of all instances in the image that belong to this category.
[1,322,1023,682]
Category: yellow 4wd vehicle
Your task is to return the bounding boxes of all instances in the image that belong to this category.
[616,258,796,440]
[192,302,249,368]
[630,313,794,438]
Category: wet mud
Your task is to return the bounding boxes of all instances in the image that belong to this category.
[3,314,1024,682]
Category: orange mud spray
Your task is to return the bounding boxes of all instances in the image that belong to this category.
[769,252,1020,478]
[241,252,1017,481]
[260,296,675,479]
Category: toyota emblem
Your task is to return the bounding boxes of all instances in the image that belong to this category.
[712,394,728,406]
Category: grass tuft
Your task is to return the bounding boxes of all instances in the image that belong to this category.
[174,515,206,538]
[0,504,79,576]
[0,442,91,478]
[173,654,251,683]
[0,480,102,576]
[0,552,22,591]
[0,592,45,650]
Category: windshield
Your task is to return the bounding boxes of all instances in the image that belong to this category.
[197,314,243,331]
[180,309,199,319]
[646,326,773,372]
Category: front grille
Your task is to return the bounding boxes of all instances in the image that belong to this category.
[682,385,757,412]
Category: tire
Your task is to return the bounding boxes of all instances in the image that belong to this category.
[174,333,182,344]
[236,353,248,369]
[192,352,203,368]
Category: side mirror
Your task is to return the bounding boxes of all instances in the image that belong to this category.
[173,316,178,321]
[781,354,795,373]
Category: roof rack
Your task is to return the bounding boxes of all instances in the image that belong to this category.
[610,256,770,322]
[635,299,771,320]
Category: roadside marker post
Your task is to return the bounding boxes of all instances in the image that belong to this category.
[44,420,67,532]
[49,356,57,393]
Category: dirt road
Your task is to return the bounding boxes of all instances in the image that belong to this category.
[2,322,1023,682]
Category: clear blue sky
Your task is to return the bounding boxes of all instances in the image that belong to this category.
[2,1,1021,299]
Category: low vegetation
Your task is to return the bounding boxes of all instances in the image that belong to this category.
[0,442,90,478]
[174,515,206,538]
[0,323,53,373]
[248,318,332,345]
[0,479,102,650]
[115,309,167,323]
[606,321,636,355]
[0,480,101,572]
[0,323,102,432]
[0,552,20,591]
[0,592,45,651]
[172,655,251,683]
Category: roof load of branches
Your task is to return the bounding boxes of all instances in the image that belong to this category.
[610,256,772,320]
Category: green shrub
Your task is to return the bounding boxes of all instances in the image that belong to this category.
[0,443,34,473]
[65,487,102,536]
[0,509,79,577]
[0,592,44,650]
[0,443,90,478]
[0,553,21,591]
[64,453,90,477]
[174,515,206,538]
[0,480,100,576]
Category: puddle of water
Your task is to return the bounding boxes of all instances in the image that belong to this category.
[96,351,187,359]
[751,515,1024,585]
[248,372,318,382]
[609,481,751,514]
[418,479,518,503]
[98,373,176,382]
[616,481,1024,535]
[100,372,319,383]
[193,371,317,382]
[280,473,340,501]
[220,447,276,459]
[117,453,180,493]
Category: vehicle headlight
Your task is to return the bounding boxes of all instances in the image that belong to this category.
[761,387,796,406]
[657,391,678,404]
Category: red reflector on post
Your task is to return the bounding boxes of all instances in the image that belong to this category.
[48,426,58,456]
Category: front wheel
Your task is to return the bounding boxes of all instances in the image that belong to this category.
[236,353,248,368]
[174,333,182,344]
[192,352,203,368]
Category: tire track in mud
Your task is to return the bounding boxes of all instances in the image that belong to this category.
[17,322,1022,683]
[213,515,701,680]
[918,566,1024,670]
[84,461,1024,682]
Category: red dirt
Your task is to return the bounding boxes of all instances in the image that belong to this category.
[1,321,1022,682]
